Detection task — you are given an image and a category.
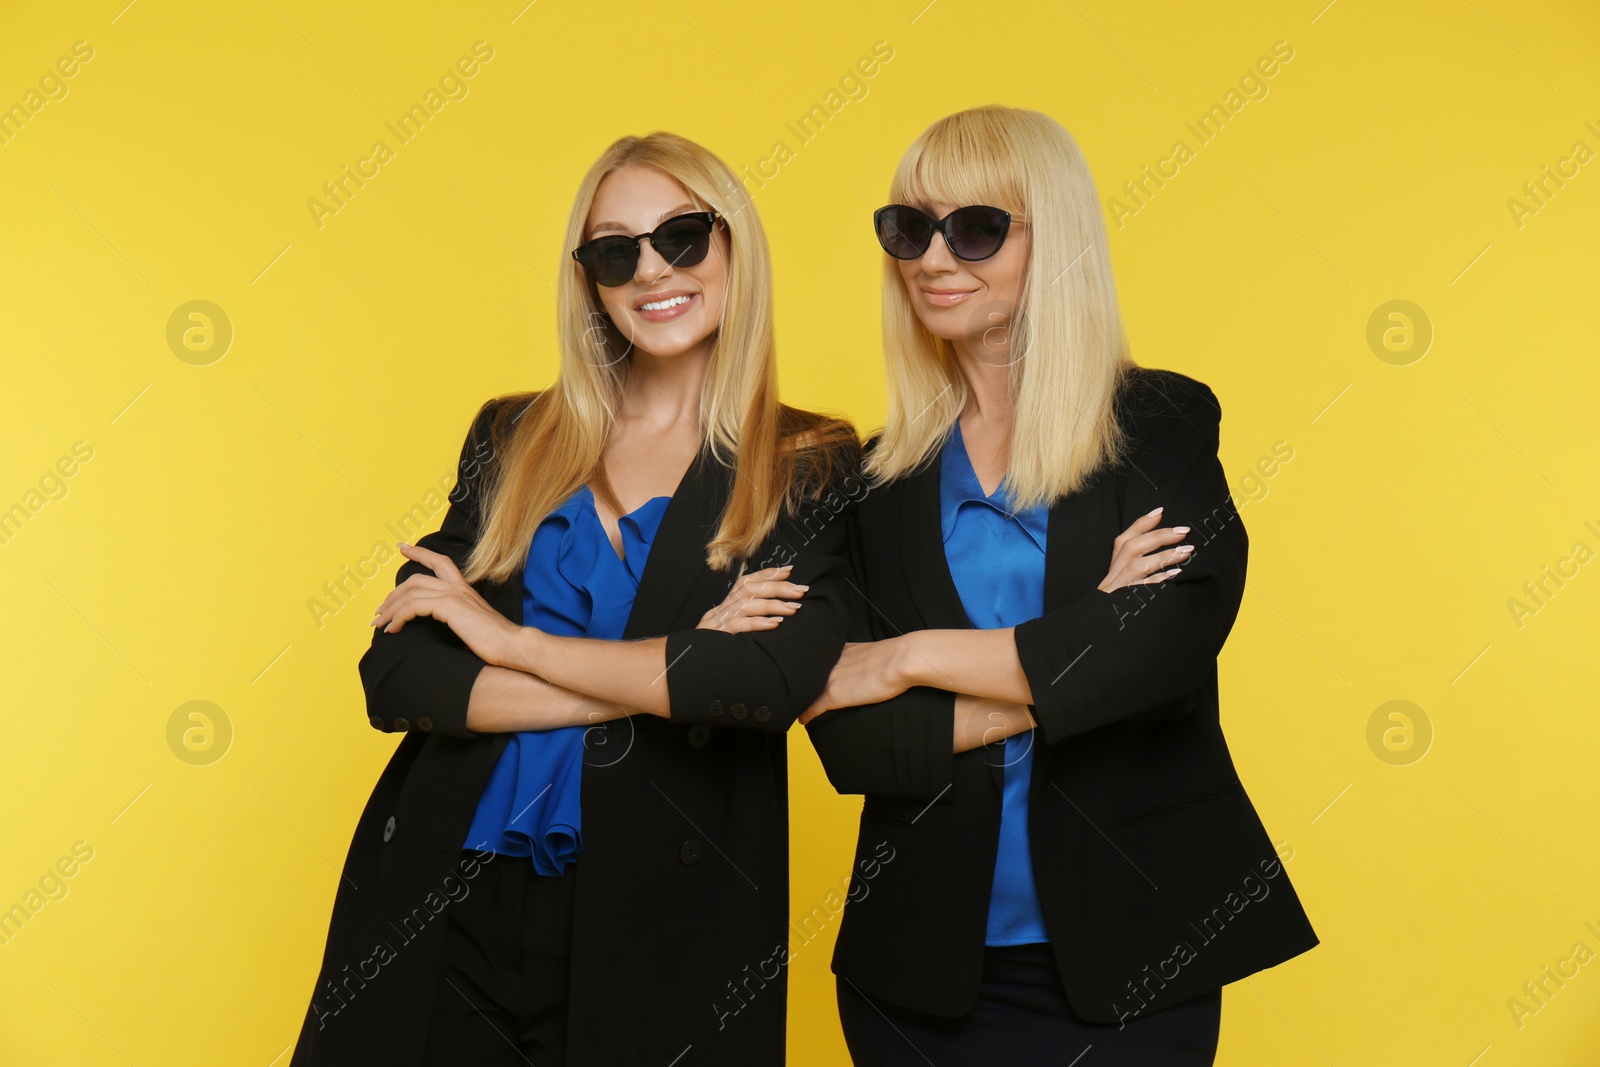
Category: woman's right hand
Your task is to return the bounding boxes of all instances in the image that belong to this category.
[697,563,809,633]
[1099,506,1195,592]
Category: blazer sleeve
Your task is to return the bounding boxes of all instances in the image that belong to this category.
[806,688,956,799]
[661,444,860,735]
[1012,376,1247,747]
[357,397,513,740]
[803,438,957,800]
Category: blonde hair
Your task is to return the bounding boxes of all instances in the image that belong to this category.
[463,131,854,583]
[865,105,1133,508]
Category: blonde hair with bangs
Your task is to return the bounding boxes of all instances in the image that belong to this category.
[865,105,1133,508]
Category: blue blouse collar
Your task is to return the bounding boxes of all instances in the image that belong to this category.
[564,484,672,585]
[939,420,1049,553]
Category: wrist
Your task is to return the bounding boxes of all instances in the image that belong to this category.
[889,634,922,691]
[504,625,548,675]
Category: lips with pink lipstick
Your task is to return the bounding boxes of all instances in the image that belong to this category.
[633,289,700,322]
[921,287,978,307]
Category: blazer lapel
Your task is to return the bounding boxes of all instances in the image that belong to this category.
[900,456,972,632]
[1041,473,1112,615]
[898,455,1006,795]
[1028,472,1117,799]
[622,443,733,640]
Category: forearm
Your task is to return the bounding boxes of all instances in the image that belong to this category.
[895,629,1034,706]
[464,664,633,732]
[504,629,673,717]
[952,693,1035,754]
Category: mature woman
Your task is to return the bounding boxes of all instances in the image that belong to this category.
[802,106,1318,1064]
[292,131,858,1066]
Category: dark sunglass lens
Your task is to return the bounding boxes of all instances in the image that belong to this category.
[876,206,933,259]
[650,215,714,268]
[583,236,638,287]
[946,206,1010,261]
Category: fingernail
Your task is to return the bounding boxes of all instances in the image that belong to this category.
[1173,526,1190,534]
[795,584,809,590]
[1176,544,1194,554]
[1148,506,1163,516]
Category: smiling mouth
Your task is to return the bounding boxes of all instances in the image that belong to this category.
[634,292,699,321]
[922,289,977,307]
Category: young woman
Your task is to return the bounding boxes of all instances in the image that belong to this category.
[291,131,857,1067]
[802,106,1319,1064]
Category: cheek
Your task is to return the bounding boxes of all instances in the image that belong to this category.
[595,290,628,325]
[981,249,1028,298]
[698,251,732,315]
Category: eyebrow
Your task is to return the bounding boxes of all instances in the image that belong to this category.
[587,202,699,239]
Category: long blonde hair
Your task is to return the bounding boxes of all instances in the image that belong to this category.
[463,131,854,583]
[865,106,1133,507]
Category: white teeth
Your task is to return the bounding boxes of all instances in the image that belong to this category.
[640,294,691,312]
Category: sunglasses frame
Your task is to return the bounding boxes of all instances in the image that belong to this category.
[571,210,723,287]
[873,204,1017,262]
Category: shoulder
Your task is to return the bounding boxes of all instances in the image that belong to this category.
[1112,365,1224,454]
[1115,365,1221,421]
[778,404,863,500]
[449,390,542,507]
[468,389,543,449]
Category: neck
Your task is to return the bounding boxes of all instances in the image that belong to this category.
[618,342,709,431]
[951,337,1014,433]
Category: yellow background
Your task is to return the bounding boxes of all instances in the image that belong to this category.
[3,0,1598,1063]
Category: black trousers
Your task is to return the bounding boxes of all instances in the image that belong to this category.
[419,849,576,1066]
[837,943,1222,1066]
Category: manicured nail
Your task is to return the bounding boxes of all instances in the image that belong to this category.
[1173,526,1190,534]
[1175,544,1194,554]
[795,584,809,590]
[1148,506,1163,516]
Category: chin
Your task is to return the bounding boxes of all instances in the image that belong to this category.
[914,312,964,343]
[633,329,713,360]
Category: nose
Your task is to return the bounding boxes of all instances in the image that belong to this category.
[633,237,673,284]
[918,230,958,273]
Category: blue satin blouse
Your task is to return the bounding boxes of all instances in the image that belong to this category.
[939,419,1052,946]
[461,483,671,875]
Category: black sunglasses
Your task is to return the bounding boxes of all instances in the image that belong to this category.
[571,211,722,287]
[873,204,1014,262]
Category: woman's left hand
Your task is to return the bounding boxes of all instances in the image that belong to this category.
[798,638,911,725]
[372,543,532,672]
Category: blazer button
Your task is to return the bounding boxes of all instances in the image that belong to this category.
[680,838,705,865]
[688,724,711,749]
[392,718,409,731]
[368,715,385,730]
[416,716,433,732]
[382,816,396,843]
[708,700,724,718]
[753,705,771,723]
[730,703,747,720]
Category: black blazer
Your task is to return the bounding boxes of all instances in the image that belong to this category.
[807,367,1318,1025]
[292,394,859,1066]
